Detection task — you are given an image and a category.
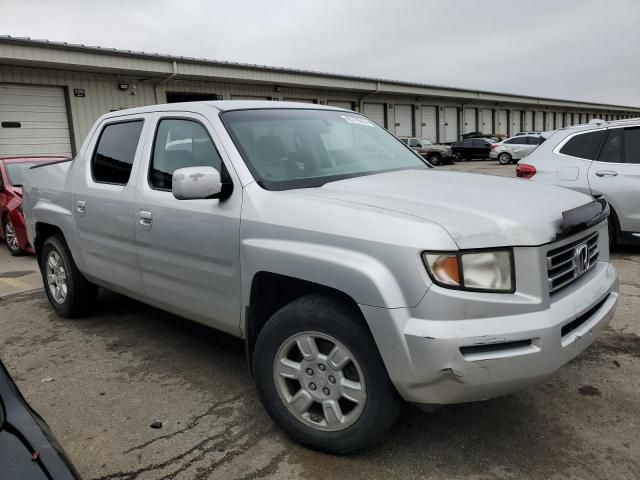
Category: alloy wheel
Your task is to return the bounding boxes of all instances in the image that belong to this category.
[273,331,366,432]
[5,221,19,252]
[45,250,68,304]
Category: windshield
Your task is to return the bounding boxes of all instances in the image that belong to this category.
[221,109,428,190]
[5,162,39,187]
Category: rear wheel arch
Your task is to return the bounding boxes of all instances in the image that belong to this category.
[34,222,65,265]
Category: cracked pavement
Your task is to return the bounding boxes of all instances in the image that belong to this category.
[0,161,638,479]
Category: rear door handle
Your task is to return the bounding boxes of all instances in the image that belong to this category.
[139,210,153,230]
[595,170,618,177]
[76,200,86,216]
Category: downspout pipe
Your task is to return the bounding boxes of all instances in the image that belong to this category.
[358,81,381,112]
[155,61,178,103]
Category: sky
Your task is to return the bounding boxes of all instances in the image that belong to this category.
[1,0,639,106]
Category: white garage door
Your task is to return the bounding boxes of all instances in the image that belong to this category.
[510,111,522,135]
[463,107,476,134]
[443,107,458,143]
[327,100,354,111]
[480,109,493,134]
[421,106,437,142]
[0,84,72,157]
[524,111,534,131]
[557,113,565,128]
[363,103,386,128]
[545,112,555,130]
[496,110,508,135]
[394,104,413,137]
[534,111,545,131]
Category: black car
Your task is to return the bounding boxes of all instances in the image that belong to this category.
[0,360,80,479]
[451,138,496,160]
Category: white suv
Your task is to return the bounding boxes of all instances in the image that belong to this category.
[517,119,640,245]
[490,135,546,165]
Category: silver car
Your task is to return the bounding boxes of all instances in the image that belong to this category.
[24,102,618,453]
[490,134,546,164]
[518,118,640,245]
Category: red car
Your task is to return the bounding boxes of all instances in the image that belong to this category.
[0,156,68,255]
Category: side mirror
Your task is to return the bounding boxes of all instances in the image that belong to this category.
[172,166,223,200]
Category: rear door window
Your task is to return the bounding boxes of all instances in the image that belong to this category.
[624,127,640,164]
[597,129,623,163]
[559,130,606,160]
[92,121,144,184]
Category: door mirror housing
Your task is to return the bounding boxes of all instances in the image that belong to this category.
[172,166,225,200]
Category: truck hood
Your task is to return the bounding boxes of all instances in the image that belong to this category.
[297,169,593,248]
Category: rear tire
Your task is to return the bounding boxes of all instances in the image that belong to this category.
[498,152,512,165]
[40,234,98,318]
[253,294,400,454]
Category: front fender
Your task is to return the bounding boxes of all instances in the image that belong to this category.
[241,238,415,310]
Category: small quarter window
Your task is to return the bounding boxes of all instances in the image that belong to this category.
[150,119,222,190]
[559,130,605,160]
[624,127,640,164]
[597,129,623,163]
[92,121,144,184]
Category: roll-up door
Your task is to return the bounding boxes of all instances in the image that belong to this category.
[327,100,354,110]
[510,111,522,135]
[363,103,386,128]
[496,110,508,135]
[394,104,414,137]
[0,84,73,157]
[421,106,437,142]
[545,112,555,130]
[443,107,458,143]
[534,111,544,131]
[480,109,493,134]
[463,107,476,134]
[524,111,534,131]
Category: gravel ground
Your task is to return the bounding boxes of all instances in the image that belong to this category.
[0,160,638,479]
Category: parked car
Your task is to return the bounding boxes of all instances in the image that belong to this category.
[515,131,542,136]
[398,137,453,165]
[451,137,497,160]
[461,131,502,141]
[518,118,640,245]
[490,135,546,164]
[0,156,68,255]
[24,102,618,453]
[0,359,80,479]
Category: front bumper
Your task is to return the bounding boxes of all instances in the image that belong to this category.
[361,260,618,405]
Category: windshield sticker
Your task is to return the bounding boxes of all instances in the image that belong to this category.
[340,114,375,127]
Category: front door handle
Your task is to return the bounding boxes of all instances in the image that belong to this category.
[76,200,86,216]
[139,210,153,230]
[595,170,618,177]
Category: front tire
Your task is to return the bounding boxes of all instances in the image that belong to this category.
[4,219,23,256]
[253,294,400,453]
[498,152,512,165]
[40,234,98,318]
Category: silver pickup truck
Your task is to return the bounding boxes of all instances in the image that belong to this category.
[24,101,618,453]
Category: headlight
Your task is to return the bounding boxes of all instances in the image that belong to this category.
[422,250,514,292]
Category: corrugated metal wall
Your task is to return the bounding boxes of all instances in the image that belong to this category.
[1,64,636,151]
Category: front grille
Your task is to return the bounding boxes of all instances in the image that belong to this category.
[547,231,599,294]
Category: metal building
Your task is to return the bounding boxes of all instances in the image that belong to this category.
[1,36,639,157]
